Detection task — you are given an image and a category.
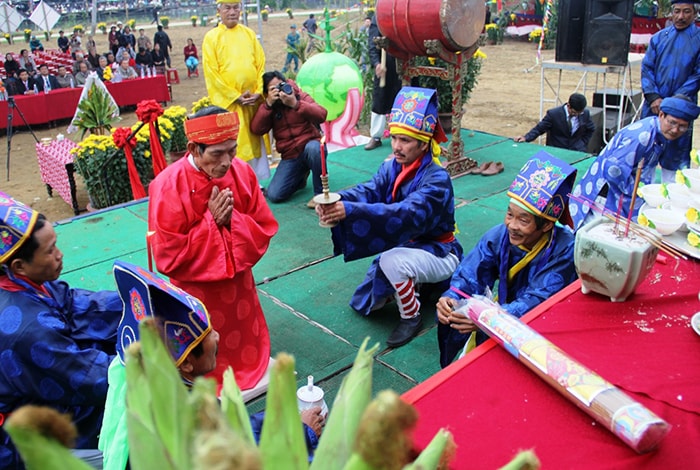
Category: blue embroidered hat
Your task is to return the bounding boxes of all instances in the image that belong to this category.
[113,260,211,366]
[507,151,577,226]
[660,96,700,122]
[0,191,39,265]
[388,87,448,144]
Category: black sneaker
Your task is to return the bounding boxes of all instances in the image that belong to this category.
[386,316,422,348]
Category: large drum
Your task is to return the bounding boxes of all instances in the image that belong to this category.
[376,0,484,58]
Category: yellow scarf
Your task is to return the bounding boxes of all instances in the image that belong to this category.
[507,231,552,285]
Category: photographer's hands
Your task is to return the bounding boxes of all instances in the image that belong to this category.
[265,86,297,108]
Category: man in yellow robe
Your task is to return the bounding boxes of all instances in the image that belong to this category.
[203,0,270,180]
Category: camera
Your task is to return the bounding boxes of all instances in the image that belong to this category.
[276,82,293,95]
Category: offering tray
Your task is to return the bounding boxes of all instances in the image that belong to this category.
[661,231,700,260]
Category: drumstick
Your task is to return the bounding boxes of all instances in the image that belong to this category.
[379,49,386,88]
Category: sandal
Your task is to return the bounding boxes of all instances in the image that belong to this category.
[482,161,504,176]
[468,161,493,175]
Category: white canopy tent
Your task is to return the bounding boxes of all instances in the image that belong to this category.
[0,2,23,35]
[29,0,61,32]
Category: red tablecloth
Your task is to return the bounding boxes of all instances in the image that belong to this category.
[0,76,170,128]
[404,258,700,469]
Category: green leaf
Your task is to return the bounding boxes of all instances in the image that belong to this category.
[220,367,255,444]
[259,353,308,470]
[311,338,380,470]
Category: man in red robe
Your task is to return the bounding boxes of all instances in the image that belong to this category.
[147,106,279,390]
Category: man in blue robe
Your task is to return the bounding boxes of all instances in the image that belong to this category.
[570,96,700,230]
[0,192,122,469]
[317,87,463,348]
[641,1,700,180]
[436,153,578,368]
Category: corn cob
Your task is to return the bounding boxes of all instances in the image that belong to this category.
[220,367,256,444]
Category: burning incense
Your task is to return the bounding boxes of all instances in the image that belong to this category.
[625,159,645,237]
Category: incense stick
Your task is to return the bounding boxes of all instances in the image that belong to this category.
[625,159,645,237]
[569,194,687,260]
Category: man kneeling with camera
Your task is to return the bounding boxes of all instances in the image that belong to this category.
[251,70,328,208]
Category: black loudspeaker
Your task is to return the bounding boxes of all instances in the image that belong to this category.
[555,0,587,62]
[582,0,634,66]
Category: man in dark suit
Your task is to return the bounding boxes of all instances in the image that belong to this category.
[8,69,37,96]
[515,93,595,152]
[35,64,61,92]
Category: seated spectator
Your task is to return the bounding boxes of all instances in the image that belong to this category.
[436,153,578,367]
[116,44,136,62]
[115,58,137,81]
[3,52,20,78]
[74,61,90,87]
[95,55,110,81]
[251,71,327,206]
[514,93,596,152]
[57,30,69,53]
[35,63,60,93]
[55,65,75,88]
[72,51,91,74]
[183,37,198,75]
[135,47,153,75]
[137,28,152,51]
[0,192,121,469]
[8,68,37,95]
[106,51,117,68]
[18,49,37,75]
[119,50,136,67]
[86,46,100,69]
[29,35,44,52]
[151,42,166,74]
[99,261,324,469]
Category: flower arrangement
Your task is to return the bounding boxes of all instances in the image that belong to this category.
[191,96,212,114]
[161,105,188,152]
[528,27,555,49]
[102,66,112,82]
[261,8,269,21]
[73,25,84,34]
[3,33,11,45]
[485,23,503,44]
[191,15,198,26]
[97,22,107,34]
[127,19,136,29]
[131,116,173,162]
[71,82,120,137]
[286,7,293,18]
[23,29,31,43]
[160,16,170,28]
[687,230,700,249]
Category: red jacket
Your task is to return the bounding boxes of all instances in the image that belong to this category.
[250,79,327,160]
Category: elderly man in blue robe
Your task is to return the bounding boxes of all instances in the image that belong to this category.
[641,0,700,181]
[436,153,578,368]
[0,192,122,469]
[316,87,463,348]
[570,95,700,230]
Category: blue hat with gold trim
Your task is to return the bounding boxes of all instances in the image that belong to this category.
[388,87,448,144]
[113,260,211,366]
[507,151,577,227]
[0,191,39,265]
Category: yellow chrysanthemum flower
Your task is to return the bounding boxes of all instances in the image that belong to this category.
[637,213,650,228]
[691,148,699,166]
[687,207,700,224]
[688,231,700,248]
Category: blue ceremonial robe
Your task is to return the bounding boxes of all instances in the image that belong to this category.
[438,224,576,367]
[330,153,463,315]
[0,275,121,470]
[570,116,667,231]
[641,24,700,170]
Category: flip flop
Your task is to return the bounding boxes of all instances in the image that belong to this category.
[482,161,504,176]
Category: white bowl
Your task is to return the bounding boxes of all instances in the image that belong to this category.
[666,183,694,210]
[637,184,669,208]
[680,169,700,194]
[640,207,686,235]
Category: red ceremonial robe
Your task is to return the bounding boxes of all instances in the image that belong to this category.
[148,156,278,389]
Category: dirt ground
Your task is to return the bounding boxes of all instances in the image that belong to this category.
[3,11,685,222]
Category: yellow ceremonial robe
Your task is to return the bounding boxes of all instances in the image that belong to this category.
[203,23,267,167]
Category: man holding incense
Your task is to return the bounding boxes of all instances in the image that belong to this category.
[436,153,578,368]
[317,87,463,348]
[147,106,278,391]
[570,95,700,231]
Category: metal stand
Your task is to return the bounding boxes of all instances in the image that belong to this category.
[539,53,645,146]
[382,37,478,177]
[5,96,40,181]
[313,175,341,228]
